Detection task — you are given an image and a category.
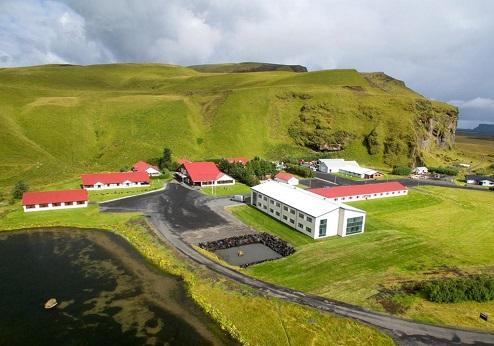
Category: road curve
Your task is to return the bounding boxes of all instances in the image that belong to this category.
[101,187,494,345]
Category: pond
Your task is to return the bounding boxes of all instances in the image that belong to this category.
[214,243,282,266]
[0,229,236,346]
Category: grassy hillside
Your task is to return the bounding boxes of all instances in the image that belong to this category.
[188,62,307,73]
[0,63,457,195]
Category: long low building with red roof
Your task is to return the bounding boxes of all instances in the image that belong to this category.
[22,189,88,212]
[308,182,408,202]
[81,172,150,190]
[176,162,235,187]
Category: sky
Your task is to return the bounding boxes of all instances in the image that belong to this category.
[1,0,493,128]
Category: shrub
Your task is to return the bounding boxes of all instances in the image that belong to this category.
[11,181,29,200]
[392,166,412,176]
[427,166,459,176]
[420,275,494,303]
[285,164,315,178]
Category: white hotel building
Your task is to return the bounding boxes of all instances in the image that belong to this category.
[251,181,366,239]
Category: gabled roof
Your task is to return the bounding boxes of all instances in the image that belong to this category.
[340,165,379,175]
[22,189,88,205]
[252,181,364,217]
[182,162,224,182]
[81,172,150,185]
[225,157,249,165]
[133,161,159,172]
[275,171,296,181]
[318,159,359,168]
[309,182,407,199]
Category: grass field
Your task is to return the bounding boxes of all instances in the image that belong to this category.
[231,186,494,331]
[0,204,392,345]
[0,64,456,198]
[200,182,251,196]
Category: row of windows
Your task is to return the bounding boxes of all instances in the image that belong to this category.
[334,191,405,201]
[256,194,312,223]
[25,201,85,208]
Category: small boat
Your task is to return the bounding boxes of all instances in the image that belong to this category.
[44,298,58,309]
[237,250,244,257]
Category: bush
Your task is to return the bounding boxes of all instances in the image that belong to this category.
[427,166,459,176]
[420,275,494,303]
[285,164,314,178]
[11,181,29,200]
[392,166,412,176]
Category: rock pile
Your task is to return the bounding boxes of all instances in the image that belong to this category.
[198,232,295,258]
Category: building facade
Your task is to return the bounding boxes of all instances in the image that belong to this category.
[81,172,150,190]
[251,181,366,239]
[176,162,235,187]
[22,189,88,212]
[309,182,408,202]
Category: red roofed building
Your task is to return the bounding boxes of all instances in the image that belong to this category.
[22,189,88,212]
[177,159,191,165]
[132,161,161,176]
[177,162,235,187]
[308,182,408,202]
[274,172,299,186]
[81,172,150,190]
[225,157,249,165]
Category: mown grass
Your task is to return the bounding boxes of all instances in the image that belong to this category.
[0,206,393,345]
[200,182,251,197]
[232,186,494,331]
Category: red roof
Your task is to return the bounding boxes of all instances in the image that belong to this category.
[132,161,159,172]
[178,159,191,165]
[275,172,296,181]
[182,162,223,182]
[22,189,88,206]
[226,157,249,165]
[309,182,407,199]
[81,172,150,185]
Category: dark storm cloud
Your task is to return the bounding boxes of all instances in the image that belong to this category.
[1,0,493,127]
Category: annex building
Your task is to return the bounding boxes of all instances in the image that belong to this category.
[22,189,88,212]
[274,172,299,186]
[309,182,408,202]
[318,159,359,173]
[81,172,150,190]
[251,181,366,239]
[177,162,235,187]
[132,161,161,176]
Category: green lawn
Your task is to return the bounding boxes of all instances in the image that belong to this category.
[200,182,251,196]
[230,186,494,331]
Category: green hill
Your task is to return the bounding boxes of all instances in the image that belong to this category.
[188,62,307,73]
[0,63,457,194]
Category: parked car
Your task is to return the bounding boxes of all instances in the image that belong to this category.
[231,195,245,202]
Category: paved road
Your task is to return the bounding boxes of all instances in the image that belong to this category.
[101,184,494,345]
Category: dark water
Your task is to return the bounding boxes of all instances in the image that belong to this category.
[214,243,282,266]
[0,229,236,346]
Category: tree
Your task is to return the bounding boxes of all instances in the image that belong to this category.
[392,166,412,176]
[160,147,172,170]
[11,181,29,200]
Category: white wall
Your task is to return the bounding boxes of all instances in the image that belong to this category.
[338,209,366,236]
[23,201,88,212]
[201,174,235,186]
[275,177,299,186]
[146,168,161,176]
[84,181,149,190]
[331,189,408,202]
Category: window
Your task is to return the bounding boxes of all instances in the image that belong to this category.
[275,211,280,216]
[258,202,262,207]
[263,196,267,201]
[305,226,311,233]
[26,205,35,209]
[263,205,267,210]
[276,202,281,207]
[283,215,288,220]
[306,217,312,223]
[298,213,304,219]
[290,209,295,215]
[53,202,61,207]
[346,216,364,235]
[77,201,85,205]
[289,218,295,224]
[39,204,48,208]
[270,208,274,213]
[283,206,288,211]
[319,219,327,237]
[298,223,303,228]
[270,199,274,204]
